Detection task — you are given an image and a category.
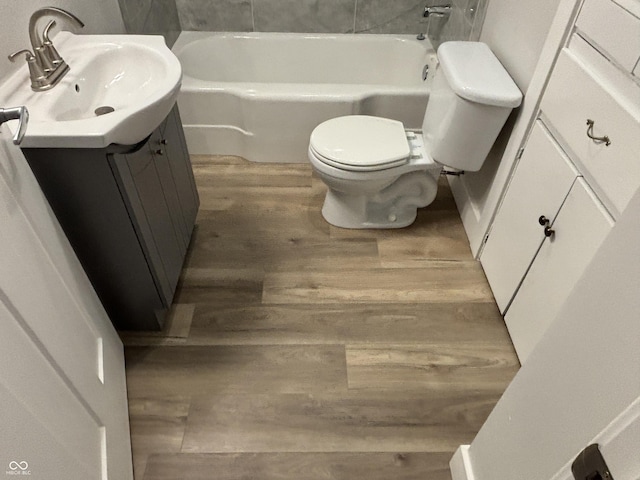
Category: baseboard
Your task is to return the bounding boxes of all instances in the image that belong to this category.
[450,445,475,480]
[448,175,485,259]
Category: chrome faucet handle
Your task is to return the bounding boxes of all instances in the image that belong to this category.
[8,49,35,63]
[0,106,30,145]
[8,49,48,90]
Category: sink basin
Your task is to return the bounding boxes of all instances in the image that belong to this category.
[0,32,182,148]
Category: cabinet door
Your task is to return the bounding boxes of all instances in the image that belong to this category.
[148,128,190,251]
[118,144,185,306]
[505,178,614,362]
[481,121,579,312]
[163,106,200,234]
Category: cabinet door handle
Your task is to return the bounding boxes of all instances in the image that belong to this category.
[159,139,168,145]
[538,215,550,226]
[155,149,164,156]
[586,119,611,146]
[544,225,555,238]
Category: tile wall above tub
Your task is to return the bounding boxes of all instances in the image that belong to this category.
[118,0,182,47]
[173,0,488,44]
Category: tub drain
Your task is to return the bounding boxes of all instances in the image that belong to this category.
[95,106,115,116]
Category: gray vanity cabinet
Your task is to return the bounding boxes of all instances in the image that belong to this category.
[22,105,199,331]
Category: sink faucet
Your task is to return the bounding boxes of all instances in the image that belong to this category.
[8,7,84,91]
[423,4,452,17]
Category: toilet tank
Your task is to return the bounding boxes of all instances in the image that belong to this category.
[422,42,522,171]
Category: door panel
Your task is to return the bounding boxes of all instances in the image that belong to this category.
[0,301,102,479]
[0,174,104,403]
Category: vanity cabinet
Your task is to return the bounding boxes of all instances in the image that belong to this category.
[22,105,199,331]
[481,0,639,362]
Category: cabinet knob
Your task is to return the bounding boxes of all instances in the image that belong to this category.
[538,215,550,226]
[154,149,164,156]
[159,138,168,145]
[544,225,555,238]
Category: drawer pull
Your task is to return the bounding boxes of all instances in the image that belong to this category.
[586,119,611,146]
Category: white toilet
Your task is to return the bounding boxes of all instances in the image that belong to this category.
[308,41,522,229]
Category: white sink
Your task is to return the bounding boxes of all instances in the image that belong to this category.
[0,32,182,148]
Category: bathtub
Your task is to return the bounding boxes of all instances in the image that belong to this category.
[172,32,437,163]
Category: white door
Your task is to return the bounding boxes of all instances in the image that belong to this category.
[550,397,640,480]
[0,126,132,479]
[449,185,640,480]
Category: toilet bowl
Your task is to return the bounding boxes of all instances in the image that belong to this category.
[308,116,442,228]
[308,41,522,229]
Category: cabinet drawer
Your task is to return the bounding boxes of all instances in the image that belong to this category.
[541,49,640,217]
[505,178,613,362]
[481,121,579,313]
[575,0,640,73]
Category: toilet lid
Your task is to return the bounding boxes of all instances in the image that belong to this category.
[310,116,410,170]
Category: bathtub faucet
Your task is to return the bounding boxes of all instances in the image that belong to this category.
[423,4,452,17]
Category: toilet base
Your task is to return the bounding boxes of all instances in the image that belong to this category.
[322,190,419,229]
[320,170,439,229]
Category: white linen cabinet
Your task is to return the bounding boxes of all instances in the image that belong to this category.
[481,0,640,362]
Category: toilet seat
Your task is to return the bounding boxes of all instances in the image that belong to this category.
[310,116,411,172]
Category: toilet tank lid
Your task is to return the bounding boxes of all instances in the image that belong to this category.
[437,42,523,108]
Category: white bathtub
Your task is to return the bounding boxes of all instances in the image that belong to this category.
[172,32,437,163]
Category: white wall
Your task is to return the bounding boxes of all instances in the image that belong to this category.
[463,185,640,480]
[449,0,566,256]
[0,0,124,80]
[480,0,562,93]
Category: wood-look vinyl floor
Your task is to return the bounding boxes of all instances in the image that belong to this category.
[121,155,519,480]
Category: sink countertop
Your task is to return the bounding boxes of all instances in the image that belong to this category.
[0,32,182,149]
